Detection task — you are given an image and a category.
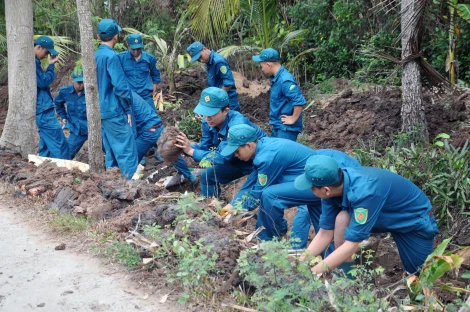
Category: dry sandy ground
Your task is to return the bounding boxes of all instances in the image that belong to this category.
[0,199,187,312]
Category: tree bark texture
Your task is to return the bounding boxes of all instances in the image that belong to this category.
[400,0,429,142]
[76,0,105,173]
[0,0,37,157]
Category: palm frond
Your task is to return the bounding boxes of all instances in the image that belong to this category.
[217,45,261,59]
[457,4,470,21]
[285,47,319,71]
[270,29,307,55]
[188,0,240,45]
[242,0,280,48]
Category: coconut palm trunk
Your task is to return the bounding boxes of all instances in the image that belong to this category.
[400,0,429,142]
[0,0,37,157]
[76,0,105,173]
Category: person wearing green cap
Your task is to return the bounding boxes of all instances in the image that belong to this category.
[34,35,70,159]
[219,124,360,250]
[295,155,439,276]
[186,41,240,112]
[96,18,138,179]
[175,87,266,197]
[119,33,161,112]
[54,66,88,160]
[252,48,306,142]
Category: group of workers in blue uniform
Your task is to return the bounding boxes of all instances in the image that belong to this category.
[34,18,438,276]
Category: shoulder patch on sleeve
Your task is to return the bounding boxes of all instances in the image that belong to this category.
[289,84,296,91]
[220,65,228,74]
[258,173,268,186]
[354,208,368,225]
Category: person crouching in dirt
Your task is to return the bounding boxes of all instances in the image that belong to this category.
[54,66,87,160]
[34,36,70,159]
[175,87,266,197]
[131,92,196,182]
[295,155,439,276]
[186,41,240,112]
[95,19,138,179]
[252,48,306,142]
[218,124,360,251]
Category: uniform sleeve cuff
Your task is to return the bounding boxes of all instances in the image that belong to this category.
[192,150,206,162]
[344,228,370,242]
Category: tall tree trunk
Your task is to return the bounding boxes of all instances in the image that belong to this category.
[76,0,105,173]
[0,0,36,157]
[401,0,429,142]
[108,0,115,19]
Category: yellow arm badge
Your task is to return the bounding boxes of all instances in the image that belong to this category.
[354,208,368,225]
[220,65,228,74]
[258,173,268,186]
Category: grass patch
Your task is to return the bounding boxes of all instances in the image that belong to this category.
[48,210,90,233]
[90,232,141,269]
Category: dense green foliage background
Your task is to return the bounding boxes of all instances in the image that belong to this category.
[0,0,469,86]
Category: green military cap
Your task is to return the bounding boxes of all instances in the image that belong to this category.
[220,124,258,156]
[186,41,204,63]
[128,33,144,49]
[194,87,229,117]
[252,48,279,62]
[97,19,122,38]
[294,155,341,190]
[34,36,58,56]
[72,66,84,82]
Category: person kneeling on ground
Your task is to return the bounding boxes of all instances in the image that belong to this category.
[219,124,360,250]
[175,87,266,198]
[295,155,439,275]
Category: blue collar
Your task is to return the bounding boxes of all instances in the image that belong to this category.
[271,65,285,83]
[124,50,134,59]
[208,51,215,65]
[68,85,85,95]
[99,44,115,51]
[340,169,351,208]
[208,112,229,135]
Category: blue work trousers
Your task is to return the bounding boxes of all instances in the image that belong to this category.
[101,115,138,179]
[200,160,253,198]
[136,125,192,179]
[68,132,88,160]
[36,109,70,159]
[392,215,439,274]
[257,182,334,254]
[270,128,299,142]
[141,94,157,114]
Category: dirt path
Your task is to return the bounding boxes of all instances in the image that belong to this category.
[0,199,185,312]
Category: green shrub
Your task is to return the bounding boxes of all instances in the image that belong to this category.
[177,110,202,142]
[354,134,470,228]
[238,239,389,311]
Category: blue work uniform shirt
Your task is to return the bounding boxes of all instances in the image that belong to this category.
[233,138,360,210]
[54,85,88,136]
[119,50,161,98]
[206,51,240,111]
[319,167,435,242]
[131,92,162,136]
[95,44,132,119]
[269,66,306,133]
[192,111,266,163]
[36,58,55,115]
